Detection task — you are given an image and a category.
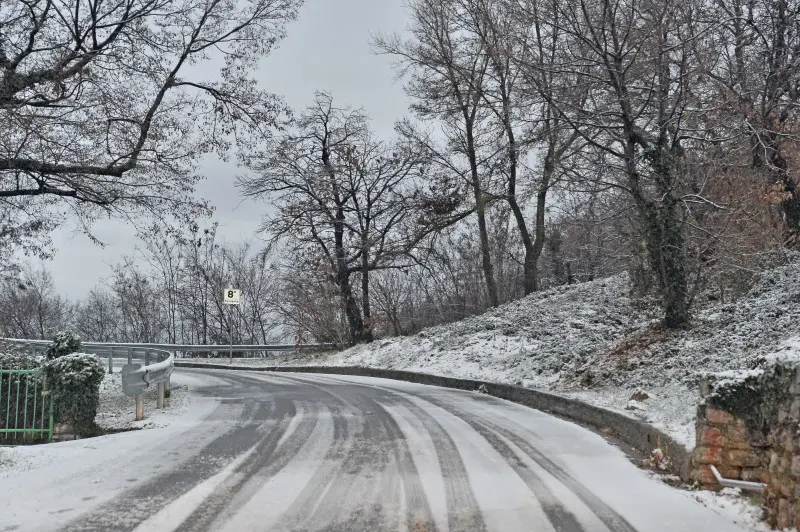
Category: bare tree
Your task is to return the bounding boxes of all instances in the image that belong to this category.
[0,265,72,339]
[239,93,427,344]
[74,289,120,342]
[707,0,800,243]
[109,259,164,342]
[273,251,349,345]
[0,0,302,251]
[377,0,502,307]
[520,0,715,328]
[451,0,579,294]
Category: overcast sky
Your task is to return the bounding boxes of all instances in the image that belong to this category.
[42,0,412,299]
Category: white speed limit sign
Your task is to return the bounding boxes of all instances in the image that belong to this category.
[223,288,241,305]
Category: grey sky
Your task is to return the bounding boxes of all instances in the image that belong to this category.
[42,0,412,299]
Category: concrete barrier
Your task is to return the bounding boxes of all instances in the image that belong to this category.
[176,362,693,481]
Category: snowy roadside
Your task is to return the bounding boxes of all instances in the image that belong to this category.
[646,472,773,532]
[96,368,191,431]
[0,369,194,480]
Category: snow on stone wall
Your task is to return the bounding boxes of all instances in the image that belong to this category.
[694,351,800,529]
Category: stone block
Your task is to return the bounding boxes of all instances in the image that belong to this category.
[727,449,764,468]
[692,465,718,486]
[694,446,723,465]
[698,427,726,448]
[706,408,735,425]
[723,423,750,443]
[716,464,743,479]
[791,455,800,477]
[727,440,754,451]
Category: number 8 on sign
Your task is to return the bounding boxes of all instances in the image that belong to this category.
[223,288,241,305]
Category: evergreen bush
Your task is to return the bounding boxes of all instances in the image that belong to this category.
[43,353,104,437]
[45,331,82,360]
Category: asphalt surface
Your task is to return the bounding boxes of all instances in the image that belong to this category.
[1,369,749,532]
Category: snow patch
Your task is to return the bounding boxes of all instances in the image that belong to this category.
[686,487,774,532]
[96,370,190,431]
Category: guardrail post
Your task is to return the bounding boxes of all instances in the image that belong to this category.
[127,348,132,364]
[108,347,114,374]
[135,394,144,420]
[157,381,165,409]
[145,349,151,366]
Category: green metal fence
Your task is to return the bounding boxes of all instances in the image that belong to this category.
[0,369,54,444]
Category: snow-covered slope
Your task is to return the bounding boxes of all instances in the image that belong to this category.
[319,261,800,447]
[329,274,651,387]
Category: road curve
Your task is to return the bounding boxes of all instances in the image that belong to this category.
[1,369,748,532]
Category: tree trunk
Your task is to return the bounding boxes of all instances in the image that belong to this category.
[758,133,800,241]
[783,190,800,239]
[510,171,550,294]
[474,190,500,307]
[532,184,549,292]
[339,273,365,345]
[360,250,374,343]
[465,120,499,308]
[641,194,689,329]
[508,196,535,294]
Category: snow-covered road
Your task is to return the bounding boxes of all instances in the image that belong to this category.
[0,369,752,531]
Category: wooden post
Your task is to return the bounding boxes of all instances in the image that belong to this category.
[127,348,132,364]
[135,394,144,420]
[108,347,114,374]
[157,382,165,409]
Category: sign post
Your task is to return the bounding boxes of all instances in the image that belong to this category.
[223,288,241,364]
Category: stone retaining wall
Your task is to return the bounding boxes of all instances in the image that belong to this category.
[691,403,769,486]
[176,362,693,480]
[693,361,800,529]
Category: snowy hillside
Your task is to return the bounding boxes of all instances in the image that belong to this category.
[317,261,800,447]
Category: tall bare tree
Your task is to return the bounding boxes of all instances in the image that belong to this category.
[239,93,427,344]
[520,0,714,328]
[377,0,502,307]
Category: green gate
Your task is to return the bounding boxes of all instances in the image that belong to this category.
[0,369,54,444]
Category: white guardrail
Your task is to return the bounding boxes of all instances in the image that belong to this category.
[1,338,335,420]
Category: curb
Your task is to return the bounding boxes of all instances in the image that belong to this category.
[176,361,692,481]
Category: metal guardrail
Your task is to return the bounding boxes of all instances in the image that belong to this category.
[1,338,336,422]
[1,339,177,421]
[81,342,335,352]
[2,339,335,366]
[2,339,333,353]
